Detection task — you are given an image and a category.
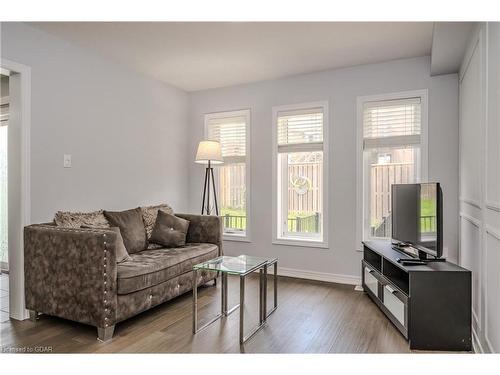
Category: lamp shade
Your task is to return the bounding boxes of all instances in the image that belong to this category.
[195,140,223,165]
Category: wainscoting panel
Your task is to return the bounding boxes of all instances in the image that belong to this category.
[459,23,499,353]
[460,214,482,328]
[486,23,500,208]
[459,35,483,207]
[485,229,500,351]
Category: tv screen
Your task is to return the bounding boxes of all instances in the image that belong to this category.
[391,183,442,258]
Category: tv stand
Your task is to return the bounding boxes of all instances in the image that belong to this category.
[391,245,447,262]
[362,240,471,351]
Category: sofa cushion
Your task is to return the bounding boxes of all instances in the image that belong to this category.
[150,211,190,248]
[116,243,218,294]
[104,208,147,254]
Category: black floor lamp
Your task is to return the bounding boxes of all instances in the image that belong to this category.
[195,140,223,215]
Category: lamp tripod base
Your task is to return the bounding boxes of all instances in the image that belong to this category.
[201,161,219,215]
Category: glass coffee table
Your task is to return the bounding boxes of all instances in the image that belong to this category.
[192,255,278,344]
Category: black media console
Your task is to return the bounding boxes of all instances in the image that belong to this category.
[362,240,472,351]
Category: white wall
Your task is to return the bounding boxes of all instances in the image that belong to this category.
[189,56,459,282]
[0,22,191,222]
[459,22,500,353]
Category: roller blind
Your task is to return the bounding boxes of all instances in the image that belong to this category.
[277,107,323,152]
[363,97,421,149]
[207,115,246,162]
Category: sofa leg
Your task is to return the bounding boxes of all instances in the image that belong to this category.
[97,325,115,342]
[28,310,38,322]
[213,277,217,286]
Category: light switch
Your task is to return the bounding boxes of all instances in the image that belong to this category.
[63,154,72,168]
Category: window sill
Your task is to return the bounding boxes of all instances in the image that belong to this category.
[272,238,329,249]
[223,234,251,243]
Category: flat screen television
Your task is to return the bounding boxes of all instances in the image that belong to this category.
[391,182,443,259]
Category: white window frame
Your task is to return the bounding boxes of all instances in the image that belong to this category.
[204,109,251,242]
[272,101,329,249]
[356,89,429,251]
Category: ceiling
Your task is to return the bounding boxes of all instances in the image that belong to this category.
[31,22,434,92]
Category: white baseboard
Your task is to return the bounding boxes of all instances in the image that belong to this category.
[277,266,361,286]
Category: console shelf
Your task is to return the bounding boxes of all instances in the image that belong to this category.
[362,240,471,351]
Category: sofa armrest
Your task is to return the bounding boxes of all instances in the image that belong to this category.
[24,224,118,329]
[175,214,223,255]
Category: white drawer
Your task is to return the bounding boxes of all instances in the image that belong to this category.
[383,285,405,326]
[364,267,379,296]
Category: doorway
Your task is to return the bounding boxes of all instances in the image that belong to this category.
[0,73,9,322]
[0,60,31,322]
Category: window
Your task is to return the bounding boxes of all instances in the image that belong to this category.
[273,102,328,247]
[358,92,428,243]
[205,110,250,239]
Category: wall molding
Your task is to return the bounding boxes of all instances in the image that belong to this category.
[459,197,482,209]
[278,266,361,286]
[484,230,500,354]
[485,200,500,213]
[473,328,487,353]
[459,212,482,227]
[486,225,500,240]
[459,212,482,329]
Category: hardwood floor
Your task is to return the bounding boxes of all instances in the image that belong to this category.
[0,275,411,353]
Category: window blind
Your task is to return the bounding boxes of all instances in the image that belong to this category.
[0,103,8,125]
[207,115,246,162]
[363,97,421,149]
[277,108,323,152]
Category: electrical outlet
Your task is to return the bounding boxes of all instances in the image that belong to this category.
[63,154,72,168]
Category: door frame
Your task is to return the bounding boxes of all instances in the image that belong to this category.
[0,58,31,321]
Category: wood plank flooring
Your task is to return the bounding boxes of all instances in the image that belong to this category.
[0,275,411,353]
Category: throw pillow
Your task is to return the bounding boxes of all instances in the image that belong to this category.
[54,210,110,228]
[150,211,190,248]
[141,203,174,240]
[81,225,131,263]
[103,208,147,254]
[108,227,132,263]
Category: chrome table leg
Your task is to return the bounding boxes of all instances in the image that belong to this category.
[222,272,228,315]
[192,269,198,333]
[263,264,268,322]
[239,275,245,344]
[265,260,278,319]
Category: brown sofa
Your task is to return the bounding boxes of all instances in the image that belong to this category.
[24,213,222,341]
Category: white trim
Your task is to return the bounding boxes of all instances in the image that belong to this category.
[222,234,251,243]
[356,89,429,251]
[472,328,486,353]
[278,266,360,286]
[271,100,329,248]
[460,196,482,209]
[484,227,500,353]
[485,225,500,241]
[484,24,500,216]
[272,238,329,249]
[204,109,251,242]
[459,211,482,331]
[485,201,500,212]
[460,212,482,228]
[0,58,31,321]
